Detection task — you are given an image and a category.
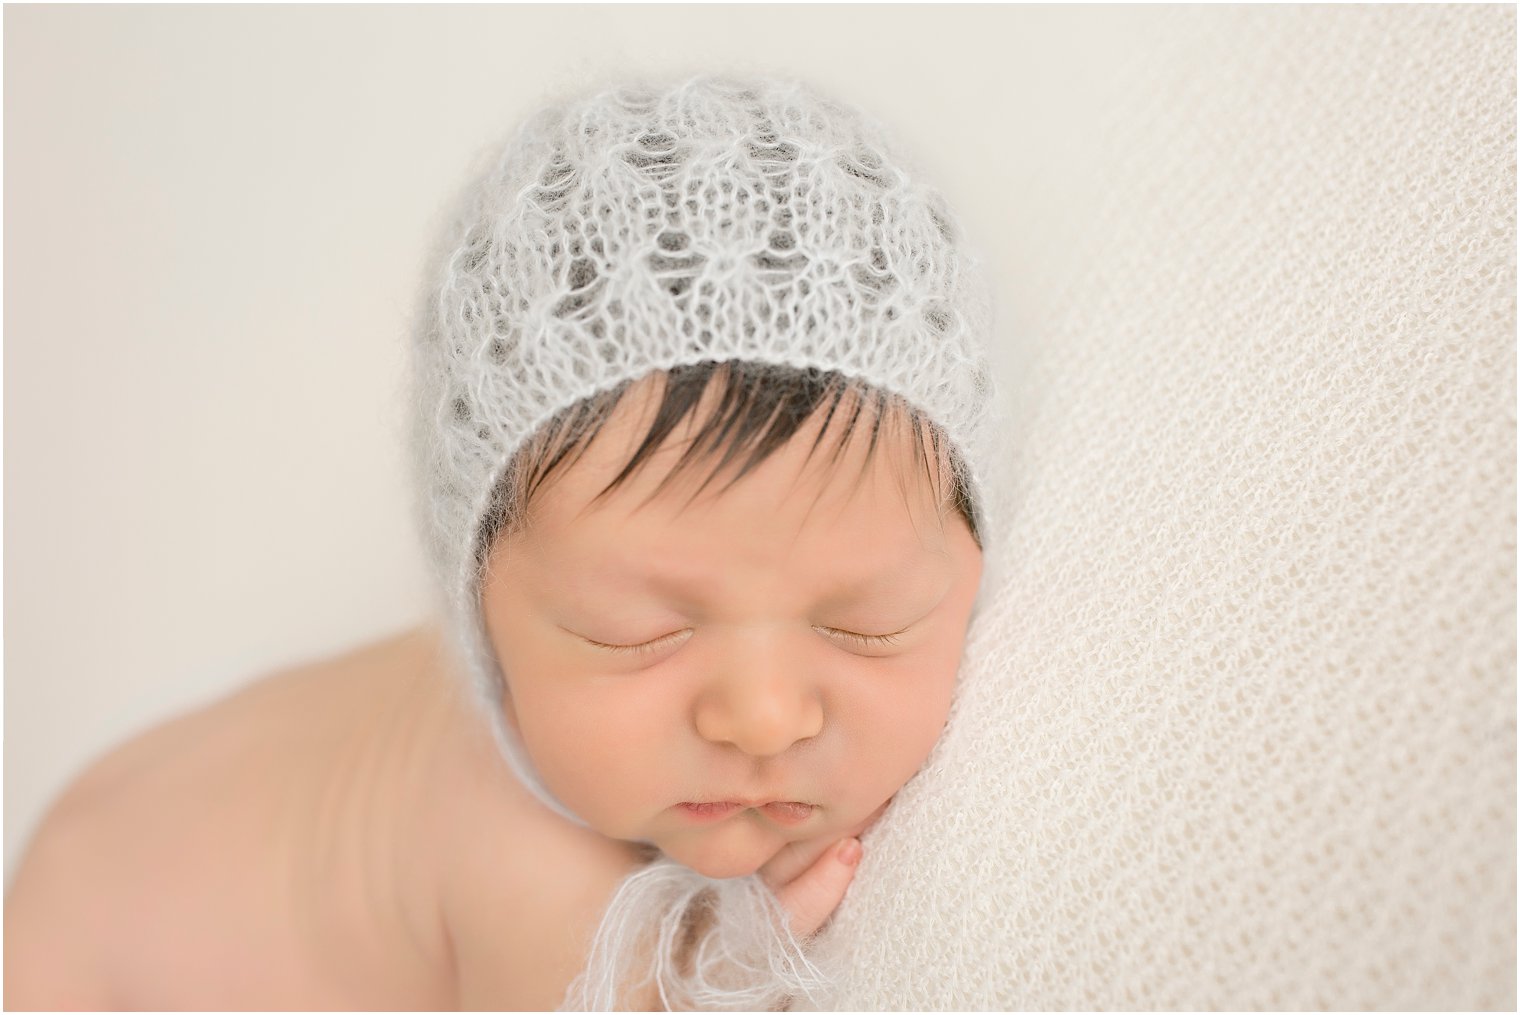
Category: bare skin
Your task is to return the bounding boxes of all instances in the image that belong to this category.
[4,622,880,1010]
[6,624,467,1009]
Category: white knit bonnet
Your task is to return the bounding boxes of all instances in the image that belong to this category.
[405,70,1007,831]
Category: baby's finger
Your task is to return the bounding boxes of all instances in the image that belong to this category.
[771,838,863,940]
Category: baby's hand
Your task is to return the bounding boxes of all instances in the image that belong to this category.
[762,835,862,939]
[757,797,892,939]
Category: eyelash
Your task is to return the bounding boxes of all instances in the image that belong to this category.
[830,628,903,649]
[587,627,903,654]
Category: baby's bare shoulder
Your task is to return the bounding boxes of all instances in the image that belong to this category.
[432,710,656,1009]
[8,625,458,1009]
[5,654,311,1007]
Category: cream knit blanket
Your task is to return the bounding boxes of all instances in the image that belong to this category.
[798,6,1515,1009]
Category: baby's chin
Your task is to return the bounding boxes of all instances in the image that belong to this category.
[651,825,786,880]
[659,840,768,880]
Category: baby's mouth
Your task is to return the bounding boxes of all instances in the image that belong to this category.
[676,801,817,826]
[754,801,816,825]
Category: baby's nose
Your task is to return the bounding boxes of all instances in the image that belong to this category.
[694,670,824,756]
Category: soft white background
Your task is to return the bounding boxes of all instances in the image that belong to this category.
[3,3,1128,888]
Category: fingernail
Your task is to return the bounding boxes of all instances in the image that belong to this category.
[838,838,862,866]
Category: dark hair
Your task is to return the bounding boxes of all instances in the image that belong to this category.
[474,360,980,569]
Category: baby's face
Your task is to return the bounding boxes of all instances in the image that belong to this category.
[480,376,983,879]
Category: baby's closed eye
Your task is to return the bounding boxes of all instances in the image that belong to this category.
[569,622,914,656]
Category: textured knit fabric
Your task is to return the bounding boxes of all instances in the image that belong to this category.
[787,6,1516,1010]
[405,73,1009,828]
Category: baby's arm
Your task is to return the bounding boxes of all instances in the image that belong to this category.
[4,795,122,1009]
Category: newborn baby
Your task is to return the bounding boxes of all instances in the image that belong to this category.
[6,364,981,1009]
[6,71,1004,1010]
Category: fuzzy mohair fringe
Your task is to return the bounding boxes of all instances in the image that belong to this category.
[558,854,832,1012]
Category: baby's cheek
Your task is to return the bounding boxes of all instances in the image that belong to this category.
[860,655,959,781]
[527,703,618,778]
[516,683,665,825]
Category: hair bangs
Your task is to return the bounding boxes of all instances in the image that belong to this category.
[475,361,980,570]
